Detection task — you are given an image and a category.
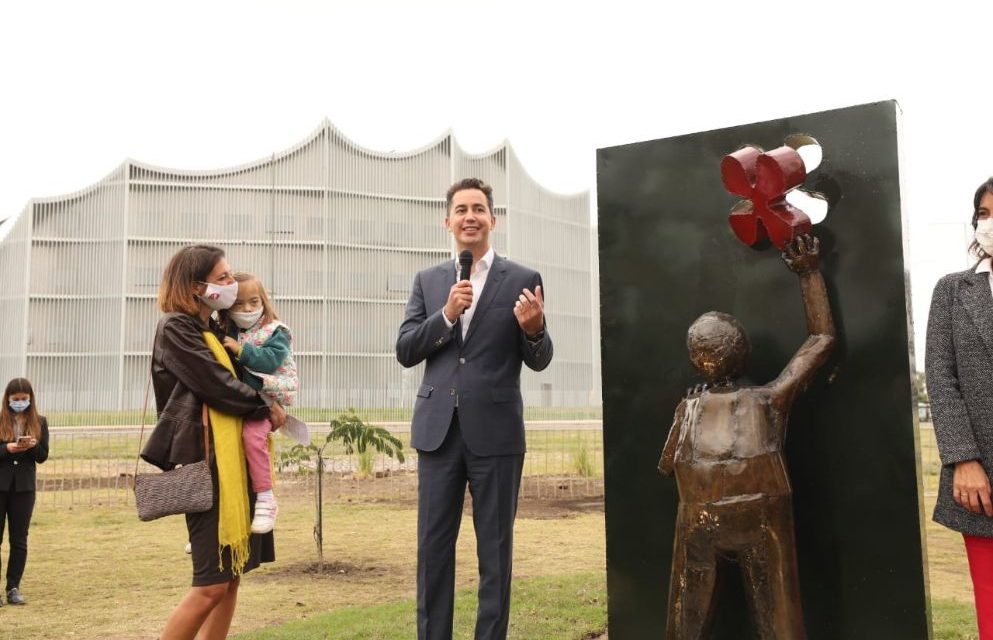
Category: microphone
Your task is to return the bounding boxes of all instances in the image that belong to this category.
[458,250,473,316]
[458,250,473,282]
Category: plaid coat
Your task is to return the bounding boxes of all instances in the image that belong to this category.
[926,268,993,536]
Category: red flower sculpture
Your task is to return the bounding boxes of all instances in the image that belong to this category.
[720,145,811,250]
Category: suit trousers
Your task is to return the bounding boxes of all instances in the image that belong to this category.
[0,489,35,592]
[416,412,524,640]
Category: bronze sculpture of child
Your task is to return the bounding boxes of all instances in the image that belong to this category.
[659,233,835,639]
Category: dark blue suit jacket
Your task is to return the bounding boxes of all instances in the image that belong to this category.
[396,255,553,455]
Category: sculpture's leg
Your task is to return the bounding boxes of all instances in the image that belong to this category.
[739,497,807,640]
[666,504,720,640]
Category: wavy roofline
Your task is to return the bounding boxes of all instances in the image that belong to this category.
[14,119,589,206]
[32,165,128,205]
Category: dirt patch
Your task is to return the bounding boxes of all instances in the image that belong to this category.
[322,494,604,520]
[258,559,391,581]
[274,474,603,520]
[516,497,604,519]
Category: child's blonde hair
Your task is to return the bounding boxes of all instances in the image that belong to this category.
[234,271,279,326]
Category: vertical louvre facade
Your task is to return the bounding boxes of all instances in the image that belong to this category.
[0,122,598,418]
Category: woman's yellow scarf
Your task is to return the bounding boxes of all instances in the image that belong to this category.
[203,331,251,576]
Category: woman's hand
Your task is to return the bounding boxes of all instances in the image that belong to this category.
[5,440,32,454]
[954,460,993,516]
[269,402,287,429]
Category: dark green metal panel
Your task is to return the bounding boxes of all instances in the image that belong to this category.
[598,101,930,639]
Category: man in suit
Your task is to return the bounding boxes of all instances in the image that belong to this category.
[396,177,553,640]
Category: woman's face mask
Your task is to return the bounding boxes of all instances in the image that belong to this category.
[8,398,30,413]
[199,281,239,311]
[230,308,264,329]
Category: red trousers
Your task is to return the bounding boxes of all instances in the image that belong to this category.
[964,534,993,640]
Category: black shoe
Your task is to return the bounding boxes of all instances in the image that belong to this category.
[6,588,24,605]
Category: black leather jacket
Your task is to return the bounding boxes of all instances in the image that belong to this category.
[141,312,271,471]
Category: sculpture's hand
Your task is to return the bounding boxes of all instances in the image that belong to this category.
[954,460,993,516]
[782,233,820,275]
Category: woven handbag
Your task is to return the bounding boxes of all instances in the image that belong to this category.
[134,380,214,521]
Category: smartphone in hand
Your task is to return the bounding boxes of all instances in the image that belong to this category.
[16,436,31,446]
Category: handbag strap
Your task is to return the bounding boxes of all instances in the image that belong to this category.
[134,374,212,478]
[134,374,153,481]
[200,403,212,461]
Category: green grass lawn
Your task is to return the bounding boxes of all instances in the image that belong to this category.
[235,573,606,640]
[933,599,980,639]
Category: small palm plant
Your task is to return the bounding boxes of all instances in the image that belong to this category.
[278,409,405,572]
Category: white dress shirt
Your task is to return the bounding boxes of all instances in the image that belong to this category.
[443,246,495,339]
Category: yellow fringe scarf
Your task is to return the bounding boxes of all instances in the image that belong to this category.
[202,331,252,576]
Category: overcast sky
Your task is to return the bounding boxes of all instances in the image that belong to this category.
[2,0,991,369]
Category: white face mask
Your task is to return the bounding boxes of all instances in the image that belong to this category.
[977,219,993,255]
[230,308,264,329]
[199,281,239,311]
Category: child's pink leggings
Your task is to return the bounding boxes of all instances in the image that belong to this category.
[243,417,273,493]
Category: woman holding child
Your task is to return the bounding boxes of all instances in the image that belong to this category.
[141,244,286,640]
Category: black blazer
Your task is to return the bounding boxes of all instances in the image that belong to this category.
[0,417,49,492]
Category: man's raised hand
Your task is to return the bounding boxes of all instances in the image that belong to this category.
[514,285,545,337]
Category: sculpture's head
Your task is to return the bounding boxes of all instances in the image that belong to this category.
[687,311,750,383]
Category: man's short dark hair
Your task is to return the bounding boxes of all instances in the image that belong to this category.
[446,178,494,216]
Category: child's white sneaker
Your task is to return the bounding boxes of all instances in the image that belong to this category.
[251,498,278,534]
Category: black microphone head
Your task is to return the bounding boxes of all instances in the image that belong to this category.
[458,250,473,281]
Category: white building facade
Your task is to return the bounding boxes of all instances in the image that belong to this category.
[0,122,599,420]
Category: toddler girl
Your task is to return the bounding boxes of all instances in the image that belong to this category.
[222,271,299,534]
